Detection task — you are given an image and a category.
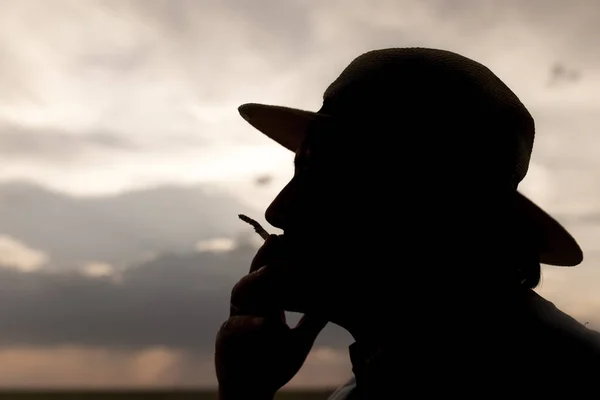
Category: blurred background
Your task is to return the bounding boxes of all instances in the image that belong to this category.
[0,0,599,397]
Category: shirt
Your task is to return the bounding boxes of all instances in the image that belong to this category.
[327,289,600,399]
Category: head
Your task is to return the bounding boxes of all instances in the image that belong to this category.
[264,116,541,329]
[241,48,581,335]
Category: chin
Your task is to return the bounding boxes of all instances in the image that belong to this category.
[281,231,320,253]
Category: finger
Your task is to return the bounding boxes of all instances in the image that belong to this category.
[218,315,291,347]
[249,234,283,273]
[230,266,283,318]
[229,299,285,323]
[244,236,286,322]
[219,315,266,337]
[230,264,301,317]
[230,266,278,312]
[216,315,287,358]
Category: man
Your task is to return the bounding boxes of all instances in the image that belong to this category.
[215,48,600,398]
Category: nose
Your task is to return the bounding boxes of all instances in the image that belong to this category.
[265,179,299,230]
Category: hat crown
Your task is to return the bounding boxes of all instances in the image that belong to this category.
[319,47,535,187]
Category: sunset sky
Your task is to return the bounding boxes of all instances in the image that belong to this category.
[0,0,599,389]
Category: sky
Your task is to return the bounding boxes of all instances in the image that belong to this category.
[0,0,600,390]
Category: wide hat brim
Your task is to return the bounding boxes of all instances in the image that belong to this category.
[238,103,584,267]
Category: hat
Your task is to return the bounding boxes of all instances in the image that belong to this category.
[237,47,583,267]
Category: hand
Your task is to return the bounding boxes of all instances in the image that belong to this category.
[215,235,328,399]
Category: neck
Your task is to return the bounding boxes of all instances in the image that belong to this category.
[336,283,526,348]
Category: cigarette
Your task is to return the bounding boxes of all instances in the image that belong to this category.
[238,214,270,240]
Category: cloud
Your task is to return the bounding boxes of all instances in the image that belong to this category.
[82,262,121,283]
[0,0,595,189]
[0,226,597,385]
[0,344,351,389]
[548,63,581,87]
[0,124,136,163]
[287,346,352,388]
[0,236,355,386]
[0,0,599,210]
[254,174,274,187]
[0,182,260,269]
[195,238,236,253]
[0,235,48,272]
[0,236,598,388]
[0,0,303,195]
[0,0,599,389]
[0,345,192,389]
[0,239,354,353]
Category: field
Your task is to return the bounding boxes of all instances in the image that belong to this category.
[0,391,335,400]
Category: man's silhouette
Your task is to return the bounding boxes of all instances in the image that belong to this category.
[215,48,600,398]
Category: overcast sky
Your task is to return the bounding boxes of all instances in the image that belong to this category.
[1,0,600,390]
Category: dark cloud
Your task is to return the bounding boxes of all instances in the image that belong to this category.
[0,228,596,354]
[254,174,273,187]
[0,182,260,268]
[548,63,581,87]
[0,0,598,386]
[0,238,353,353]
